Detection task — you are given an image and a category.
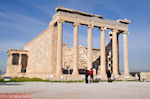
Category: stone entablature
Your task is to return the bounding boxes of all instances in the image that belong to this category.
[7,49,29,55]
[52,6,130,33]
[55,6,103,19]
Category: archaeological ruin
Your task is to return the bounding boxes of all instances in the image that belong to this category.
[5,6,134,80]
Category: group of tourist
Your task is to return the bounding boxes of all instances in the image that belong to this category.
[85,68,94,83]
[84,67,112,83]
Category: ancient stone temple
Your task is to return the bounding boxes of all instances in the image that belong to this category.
[5,6,132,80]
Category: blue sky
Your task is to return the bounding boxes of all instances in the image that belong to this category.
[0,0,150,74]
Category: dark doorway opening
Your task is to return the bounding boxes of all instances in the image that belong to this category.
[21,54,28,73]
[12,53,19,65]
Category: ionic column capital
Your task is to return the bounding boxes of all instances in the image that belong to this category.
[57,19,64,24]
[87,24,94,29]
[112,29,119,33]
[73,22,80,27]
[123,31,130,34]
[100,27,107,31]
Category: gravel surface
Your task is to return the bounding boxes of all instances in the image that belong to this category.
[0,82,150,99]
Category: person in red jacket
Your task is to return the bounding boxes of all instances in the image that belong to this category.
[90,68,94,83]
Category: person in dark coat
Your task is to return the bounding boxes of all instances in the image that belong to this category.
[85,67,89,83]
[107,70,112,82]
[137,73,141,81]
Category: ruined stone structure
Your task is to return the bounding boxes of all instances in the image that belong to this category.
[5,6,132,80]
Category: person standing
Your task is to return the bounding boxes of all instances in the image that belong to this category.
[85,67,89,83]
[107,70,111,82]
[137,73,141,81]
[90,68,94,83]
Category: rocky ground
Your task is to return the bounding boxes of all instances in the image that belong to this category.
[0,82,150,99]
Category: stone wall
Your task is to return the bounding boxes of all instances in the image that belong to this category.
[24,25,58,76]
[63,45,100,70]
[140,72,150,81]
[5,49,28,77]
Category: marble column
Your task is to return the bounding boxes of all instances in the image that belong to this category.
[56,20,63,75]
[117,33,120,73]
[72,22,79,75]
[100,27,107,77]
[123,33,129,76]
[87,25,93,70]
[112,29,119,76]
